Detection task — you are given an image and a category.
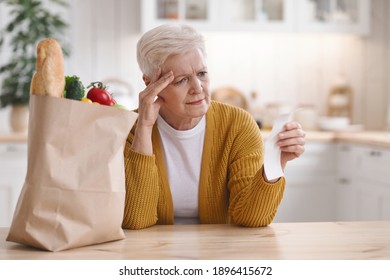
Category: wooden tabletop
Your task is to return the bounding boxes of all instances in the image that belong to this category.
[1,221,389,260]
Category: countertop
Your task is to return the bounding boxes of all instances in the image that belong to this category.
[1,221,390,260]
[262,130,390,148]
[335,131,390,148]
[1,130,390,147]
[0,132,27,143]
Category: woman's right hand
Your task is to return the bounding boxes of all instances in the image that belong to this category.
[132,68,174,155]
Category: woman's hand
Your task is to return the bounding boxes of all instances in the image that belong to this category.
[138,68,173,128]
[277,121,306,170]
[132,68,174,155]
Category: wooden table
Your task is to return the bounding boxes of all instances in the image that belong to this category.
[1,221,389,260]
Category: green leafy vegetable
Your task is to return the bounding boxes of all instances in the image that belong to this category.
[64,75,85,100]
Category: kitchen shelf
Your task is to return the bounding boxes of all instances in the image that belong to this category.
[297,0,370,35]
[141,0,370,35]
[141,0,219,32]
[141,0,295,32]
[219,0,295,32]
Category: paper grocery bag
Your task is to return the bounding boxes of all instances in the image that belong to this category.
[7,95,137,251]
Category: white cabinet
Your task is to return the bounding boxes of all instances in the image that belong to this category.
[219,0,295,32]
[274,142,338,223]
[274,140,390,223]
[336,142,390,221]
[297,0,370,35]
[141,0,296,32]
[141,0,219,32]
[141,0,370,34]
[0,143,27,227]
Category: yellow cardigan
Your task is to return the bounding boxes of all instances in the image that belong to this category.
[122,101,285,229]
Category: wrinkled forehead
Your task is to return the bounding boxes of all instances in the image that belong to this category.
[161,49,207,75]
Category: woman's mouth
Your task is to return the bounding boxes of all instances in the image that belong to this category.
[186,99,204,105]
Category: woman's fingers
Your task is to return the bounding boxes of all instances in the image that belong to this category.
[150,67,162,84]
[136,69,174,128]
[278,121,306,161]
[278,122,305,141]
[280,143,305,156]
[148,71,174,96]
[140,70,174,104]
[279,136,306,148]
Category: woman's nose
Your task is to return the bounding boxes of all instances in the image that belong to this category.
[190,78,202,94]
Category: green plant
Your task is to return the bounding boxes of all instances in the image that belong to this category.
[0,0,69,108]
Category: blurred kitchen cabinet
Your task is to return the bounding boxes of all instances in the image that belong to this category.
[141,0,294,32]
[0,143,27,227]
[338,178,390,221]
[219,0,294,32]
[141,0,219,32]
[336,142,390,221]
[141,0,369,34]
[273,142,338,223]
[297,0,370,35]
[275,140,390,223]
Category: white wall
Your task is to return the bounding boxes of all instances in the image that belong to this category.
[1,0,389,132]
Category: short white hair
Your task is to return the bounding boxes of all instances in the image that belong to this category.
[137,24,206,77]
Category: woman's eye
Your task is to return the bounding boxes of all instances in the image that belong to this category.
[174,78,187,86]
[198,71,208,78]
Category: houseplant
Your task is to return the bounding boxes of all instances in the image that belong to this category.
[0,0,69,132]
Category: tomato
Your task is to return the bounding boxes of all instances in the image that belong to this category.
[109,98,117,106]
[86,82,112,106]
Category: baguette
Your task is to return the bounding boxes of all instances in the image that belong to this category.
[30,38,65,98]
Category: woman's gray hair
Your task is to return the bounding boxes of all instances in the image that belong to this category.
[137,24,206,77]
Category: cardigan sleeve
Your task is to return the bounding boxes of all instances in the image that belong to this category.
[122,132,160,230]
[227,113,286,227]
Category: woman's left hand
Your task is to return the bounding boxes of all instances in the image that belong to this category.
[277,121,306,170]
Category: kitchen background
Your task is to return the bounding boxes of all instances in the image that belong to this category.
[1,0,390,226]
[0,0,390,131]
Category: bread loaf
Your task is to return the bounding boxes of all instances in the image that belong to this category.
[30,38,65,98]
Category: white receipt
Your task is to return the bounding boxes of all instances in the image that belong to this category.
[263,111,294,181]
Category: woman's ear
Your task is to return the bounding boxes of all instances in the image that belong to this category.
[143,74,151,86]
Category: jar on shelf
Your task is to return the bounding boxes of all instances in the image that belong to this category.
[327,75,353,120]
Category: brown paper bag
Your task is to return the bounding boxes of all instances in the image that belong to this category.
[6,95,137,251]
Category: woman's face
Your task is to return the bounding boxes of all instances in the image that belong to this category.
[158,48,210,130]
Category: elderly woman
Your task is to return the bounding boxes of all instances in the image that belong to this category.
[122,24,306,230]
